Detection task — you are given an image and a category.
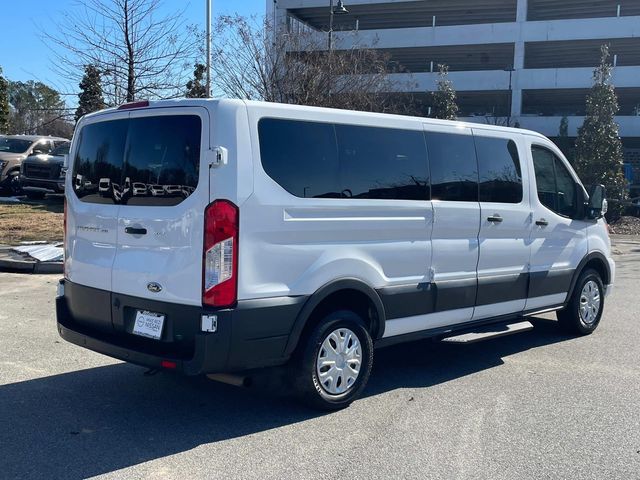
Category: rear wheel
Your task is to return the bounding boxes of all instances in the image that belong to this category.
[557,269,604,335]
[294,310,373,410]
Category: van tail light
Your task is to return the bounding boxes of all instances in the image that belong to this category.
[203,200,239,308]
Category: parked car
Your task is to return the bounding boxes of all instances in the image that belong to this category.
[149,184,164,196]
[19,141,71,199]
[99,178,111,196]
[0,135,68,195]
[164,184,182,196]
[132,182,148,196]
[57,99,614,410]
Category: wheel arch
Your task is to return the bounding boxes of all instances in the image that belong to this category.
[283,278,386,357]
[566,252,611,304]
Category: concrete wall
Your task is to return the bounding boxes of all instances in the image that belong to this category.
[272,0,640,138]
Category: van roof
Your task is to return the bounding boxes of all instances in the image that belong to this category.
[82,97,547,140]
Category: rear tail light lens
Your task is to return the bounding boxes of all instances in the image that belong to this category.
[203,200,238,308]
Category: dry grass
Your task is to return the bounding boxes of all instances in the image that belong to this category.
[0,201,63,245]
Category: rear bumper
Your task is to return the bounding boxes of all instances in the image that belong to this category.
[56,280,307,375]
[20,175,65,192]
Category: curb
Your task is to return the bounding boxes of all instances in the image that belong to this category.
[0,247,63,274]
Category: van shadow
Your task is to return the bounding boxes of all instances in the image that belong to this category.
[0,317,569,479]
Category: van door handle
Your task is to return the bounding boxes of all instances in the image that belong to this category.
[487,215,503,223]
[535,218,549,227]
[125,227,147,235]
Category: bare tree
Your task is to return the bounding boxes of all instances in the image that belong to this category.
[211,15,417,114]
[44,0,199,105]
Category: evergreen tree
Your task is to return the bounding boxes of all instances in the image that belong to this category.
[75,65,105,122]
[559,116,569,138]
[430,64,458,120]
[574,45,627,215]
[0,67,9,134]
[186,63,208,98]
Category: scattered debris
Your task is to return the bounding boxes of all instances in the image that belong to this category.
[12,243,63,262]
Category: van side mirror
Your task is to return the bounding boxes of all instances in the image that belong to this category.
[62,154,69,169]
[586,184,607,219]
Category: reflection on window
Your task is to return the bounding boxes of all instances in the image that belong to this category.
[336,124,429,200]
[426,131,478,202]
[72,115,201,206]
[476,137,522,203]
[259,118,430,201]
[532,146,577,218]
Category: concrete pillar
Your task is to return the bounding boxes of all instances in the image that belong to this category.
[511,41,525,120]
[516,0,528,23]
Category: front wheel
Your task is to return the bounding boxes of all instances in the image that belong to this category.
[8,172,23,196]
[557,269,604,335]
[294,310,373,410]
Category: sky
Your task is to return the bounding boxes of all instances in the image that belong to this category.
[0,0,265,102]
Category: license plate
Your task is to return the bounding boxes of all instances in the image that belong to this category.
[133,310,165,340]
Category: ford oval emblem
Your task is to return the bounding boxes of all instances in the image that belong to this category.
[147,282,162,293]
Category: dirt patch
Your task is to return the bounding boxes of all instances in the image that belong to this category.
[0,201,63,244]
[609,216,640,235]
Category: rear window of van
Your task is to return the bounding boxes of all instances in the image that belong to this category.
[72,115,201,206]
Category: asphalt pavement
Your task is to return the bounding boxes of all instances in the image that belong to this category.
[0,241,639,479]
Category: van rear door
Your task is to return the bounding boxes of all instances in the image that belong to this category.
[111,107,210,306]
[67,110,129,292]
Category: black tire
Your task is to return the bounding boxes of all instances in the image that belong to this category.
[294,310,373,411]
[556,269,604,335]
[26,191,46,200]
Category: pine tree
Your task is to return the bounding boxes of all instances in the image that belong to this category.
[430,64,458,120]
[75,65,105,122]
[186,63,208,98]
[559,116,569,138]
[0,67,9,134]
[574,45,627,216]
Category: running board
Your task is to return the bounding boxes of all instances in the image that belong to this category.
[440,320,534,344]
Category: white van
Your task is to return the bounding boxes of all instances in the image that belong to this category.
[57,99,614,409]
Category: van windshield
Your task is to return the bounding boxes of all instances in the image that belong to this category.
[71,115,201,206]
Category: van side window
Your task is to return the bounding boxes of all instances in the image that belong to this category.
[335,125,429,200]
[258,119,339,198]
[532,146,577,218]
[425,131,478,202]
[258,119,430,200]
[476,137,522,203]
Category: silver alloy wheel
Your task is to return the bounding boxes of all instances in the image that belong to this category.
[316,327,362,395]
[578,280,601,325]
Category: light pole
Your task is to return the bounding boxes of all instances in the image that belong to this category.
[206,0,213,98]
[328,0,349,51]
[504,66,515,127]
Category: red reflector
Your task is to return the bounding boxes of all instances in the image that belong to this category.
[117,100,149,110]
[161,360,177,369]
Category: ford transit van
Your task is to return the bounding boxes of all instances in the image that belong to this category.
[57,99,614,409]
